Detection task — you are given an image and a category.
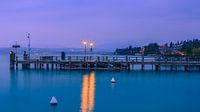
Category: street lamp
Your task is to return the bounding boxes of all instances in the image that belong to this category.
[82,41,87,58]
[141,47,145,62]
[27,33,31,60]
[89,42,94,59]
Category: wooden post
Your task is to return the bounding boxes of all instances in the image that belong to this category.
[155,65,160,71]
[10,51,15,70]
[36,63,39,69]
[95,61,97,70]
[69,56,71,69]
[59,63,62,70]
[184,65,188,71]
[126,56,128,62]
[46,64,49,70]
[51,64,54,70]
[42,64,44,69]
[16,56,18,70]
[16,62,18,70]
[141,64,144,71]
[199,66,200,71]
[128,63,130,71]
[34,64,37,70]
[39,64,42,70]
[170,65,173,71]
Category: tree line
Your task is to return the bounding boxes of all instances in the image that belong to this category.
[114,39,200,56]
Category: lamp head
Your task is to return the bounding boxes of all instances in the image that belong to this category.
[89,42,94,47]
[82,41,87,46]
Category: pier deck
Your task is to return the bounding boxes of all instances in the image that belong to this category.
[9,53,200,71]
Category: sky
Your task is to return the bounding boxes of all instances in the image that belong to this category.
[0,0,200,50]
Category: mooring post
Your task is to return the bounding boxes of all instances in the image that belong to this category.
[51,64,54,70]
[34,64,37,70]
[141,64,144,71]
[84,57,86,62]
[126,56,128,62]
[184,65,188,71]
[155,65,160,71]
[55,63,57,70]
[39,64,42,70]
[141,47,145,71]
[46,64,49,70]
[42,64,44,69]
[198,65,200,71]
[59,62,62,70]
[22,51,29,69]
[16,56,18,70]
[120,61,122,70]
[10,51,15,70]
[80,59,83,69]
[69,56,71,69]
[36,59,39,69]
[127,62,130,71]
[170,65,173,71]
[95,60,97,70]
[132,60,134,71]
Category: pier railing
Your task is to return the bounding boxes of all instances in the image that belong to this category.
[16,55,155,62]
[10,52,200,71]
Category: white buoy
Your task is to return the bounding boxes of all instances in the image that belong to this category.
[50,96,58,105]
[111,77,116,83]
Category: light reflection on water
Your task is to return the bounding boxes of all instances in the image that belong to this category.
[81,72,95,112]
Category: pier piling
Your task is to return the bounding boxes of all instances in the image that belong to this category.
[10,51,15,70]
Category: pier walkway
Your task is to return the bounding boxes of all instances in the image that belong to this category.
[10,52,200,71]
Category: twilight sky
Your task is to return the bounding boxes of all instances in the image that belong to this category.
[0,0,200,49]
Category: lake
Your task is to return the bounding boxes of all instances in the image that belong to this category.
[0,54,200,112]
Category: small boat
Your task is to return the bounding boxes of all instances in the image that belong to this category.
[50,96,58,105]
[111,77,116,83]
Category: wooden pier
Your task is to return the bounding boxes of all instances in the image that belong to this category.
[10,51,200,71]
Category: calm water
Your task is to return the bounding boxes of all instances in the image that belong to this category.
[1,54,200,112]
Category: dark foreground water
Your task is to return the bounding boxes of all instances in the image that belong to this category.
[1,55,200,112]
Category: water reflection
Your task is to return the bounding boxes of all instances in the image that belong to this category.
[80,72,95,112]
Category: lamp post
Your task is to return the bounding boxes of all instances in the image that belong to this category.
[27,33,31,60]
[141,47,145,62]
[82,41,87,60]
[141,47,145,71]
[89,42,94,60]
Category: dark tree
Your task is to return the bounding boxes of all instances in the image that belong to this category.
[144,43,160,55]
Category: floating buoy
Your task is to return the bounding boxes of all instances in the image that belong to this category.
[50,96,58,105]
[111,77,116,83]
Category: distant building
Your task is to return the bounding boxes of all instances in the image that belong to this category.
[159,44,182,55]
